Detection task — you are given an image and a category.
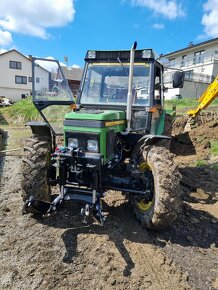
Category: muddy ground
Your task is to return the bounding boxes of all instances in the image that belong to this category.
[0,113,217,290]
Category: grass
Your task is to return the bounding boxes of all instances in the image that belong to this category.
[1,96,218,126]
[210,141,218,156]
[164,98,218,114]
[1,97,72,127]
[194,160,218,171]
[1,97,40,123]
[195,160,207,167]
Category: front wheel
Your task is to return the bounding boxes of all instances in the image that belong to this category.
[21,135,52,203]
[132,145,181,229]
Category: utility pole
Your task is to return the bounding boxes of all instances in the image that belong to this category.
[64,56,69,68]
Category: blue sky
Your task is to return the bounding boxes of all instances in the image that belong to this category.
[0,0,218,67]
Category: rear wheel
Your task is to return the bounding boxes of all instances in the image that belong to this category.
[21,135,51,203]
[132,145,181,229]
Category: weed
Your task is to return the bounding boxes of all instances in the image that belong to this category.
[195,160,207,167]
[210,141,218,156]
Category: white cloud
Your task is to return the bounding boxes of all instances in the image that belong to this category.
[152,23,165,29]
[36,57,59,72]
[0,0,75,41]
[0,48,7,54]
[71,64,81,68]
[201,0,218,38]
[131,0,185,20]
[36,57,70,72]
[0,29,12,46]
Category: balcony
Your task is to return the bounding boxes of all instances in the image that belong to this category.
[164,71,213,84]
[161,50,218,69]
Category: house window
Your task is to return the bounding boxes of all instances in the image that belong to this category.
[169,58,176,66]
[15,75,27,84]
[36,77,40,83]
[10,61,22,69]
[181,55,188,67]
[185,70,193,80]
[194,51,205,64]
[28,77,32,82]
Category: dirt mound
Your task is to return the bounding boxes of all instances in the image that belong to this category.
[171,112,218,161]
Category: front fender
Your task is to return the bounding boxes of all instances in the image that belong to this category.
[26,121,52,138]
[139,134,171,147]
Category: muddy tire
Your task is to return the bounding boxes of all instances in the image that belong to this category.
[132,145,181,229]
[0,129,5,151]
[21,135,51,202]
[164,114,173,136]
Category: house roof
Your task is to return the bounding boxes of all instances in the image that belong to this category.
[162,37,218,58]
[61,66,83,81]
[0,49,32,61]
[0,49,49,74]
[0,49,83,80]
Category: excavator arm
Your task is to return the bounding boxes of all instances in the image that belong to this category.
[187,75,218,118]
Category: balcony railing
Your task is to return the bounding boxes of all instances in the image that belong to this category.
[164,72,213,84]
[184,72,213,83]
[161,50,218,69]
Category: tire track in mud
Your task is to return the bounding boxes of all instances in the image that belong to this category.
[106,196,191,289]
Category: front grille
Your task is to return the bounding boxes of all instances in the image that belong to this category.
[65,131,100,152]
[106,129,115,158]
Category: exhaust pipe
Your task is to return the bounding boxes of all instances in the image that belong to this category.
[122,41,137,135]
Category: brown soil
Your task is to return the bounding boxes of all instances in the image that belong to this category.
[0,113,217,290]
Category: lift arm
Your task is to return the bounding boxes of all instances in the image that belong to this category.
[187,75,218,118]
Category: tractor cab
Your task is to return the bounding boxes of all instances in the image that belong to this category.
[77,48,164,133]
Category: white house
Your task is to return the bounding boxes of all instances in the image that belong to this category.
[161,37,218,99]
[0,49,49,101]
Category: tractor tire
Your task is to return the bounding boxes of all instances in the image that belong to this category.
[21,135,51,203]
[0,129,4,151]
[132,145,181,229]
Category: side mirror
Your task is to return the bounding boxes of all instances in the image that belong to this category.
[172,71,184,88]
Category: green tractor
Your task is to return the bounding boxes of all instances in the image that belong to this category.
[22,42,184,229]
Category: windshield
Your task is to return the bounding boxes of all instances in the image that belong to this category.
[80,62,151,106]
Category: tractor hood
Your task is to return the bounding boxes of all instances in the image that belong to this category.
[65,109,125,121]
[63,109,126,161]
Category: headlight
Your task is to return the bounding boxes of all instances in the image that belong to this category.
[142,49,152,58]
[87,139,98,152]
[87,50,96,59]
[68,138,78,148]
